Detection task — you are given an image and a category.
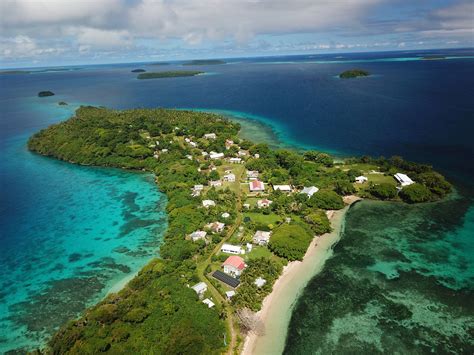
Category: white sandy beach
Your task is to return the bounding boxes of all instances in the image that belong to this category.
[242,196,360,355]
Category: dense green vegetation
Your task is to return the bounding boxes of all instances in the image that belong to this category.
[369,183,398,200]
[339,69,370,79]
[268,223,313,261]
[232,258,283,311]
[183,59,226,65]
[399,183,432,203]
[38,91,55,97]
[137,71,203,79]
[131,69,146,73]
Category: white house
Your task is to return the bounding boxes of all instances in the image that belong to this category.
[238,150,247,156]
[222,255,246,276]
[273,185,292,192]
[221,212,230,219]
[243,203,250,209]
[254,154,260,159]
[204,133,217,139]
[202,298,215,308]
[202,200,216,208]
[300,186,319,197]
[254,277,267,288]
[355,176,368,184]
[185,138,191,143]
[257,199,273,208]
[190,230,207,242]
[205,222,225,233]
[225,139,234,147]
[161,148,168,153]
[194,184,204,191]
[202,151,209,157]
[394,173,415,187]
[223,173,236,182]
[253,231,272,245]
[191,282,207,298]
[186,155,193,160]
[225,290,236,299]
[209,180,222,187]
[189,141,197,148]
[210,152,225,160]
[229,157,242,164]
[246,170,259,180]
[221,243,245,255]
[249,180,265,192]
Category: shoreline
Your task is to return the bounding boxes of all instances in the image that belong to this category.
[242,196,361,355]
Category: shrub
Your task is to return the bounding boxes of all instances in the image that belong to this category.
[268,224,313,261]
[399,183,432,203]
[370,183,397,200]
[307,190,344,210]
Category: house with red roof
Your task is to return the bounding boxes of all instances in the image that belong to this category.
[222,255,246,277]
[249,180,265,192]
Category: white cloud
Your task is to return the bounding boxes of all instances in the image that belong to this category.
[77,28,132,50]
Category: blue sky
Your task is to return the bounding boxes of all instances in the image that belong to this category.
[1,0,473,68]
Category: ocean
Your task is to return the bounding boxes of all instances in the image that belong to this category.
[0,48,473,353]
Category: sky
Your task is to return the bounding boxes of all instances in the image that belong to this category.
[0,0,473,68]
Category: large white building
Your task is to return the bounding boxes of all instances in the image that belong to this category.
[202,200,216,208]
[191,282,207,298]
[190,230,207,242]
[273,185,292,192]
[221,243,245,255]
[394,173,415,187]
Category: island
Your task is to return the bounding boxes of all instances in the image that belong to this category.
[421,55,446,60]
[58,101,68,106]
[27,107,451,354]
[131,69,146,73]
[137,71,204,79]
[38,91,55,97]
[339,69,370,79]
[183,59,226,65]
[0,70,31,74]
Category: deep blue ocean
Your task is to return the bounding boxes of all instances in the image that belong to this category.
[1,48,473,353]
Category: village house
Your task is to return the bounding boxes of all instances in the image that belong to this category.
[254,277,267,288]
[185,138,191,143]
[225,290,236,299]
[243,203,250,209]
[229,157,242,164]
[221,243,245,255]
[204,133,217,139]
[202,151,209,157]
[191,282,207,298]
[257,198,273,208]
[238,150,247,156]
[249,180,265,192]
[161,148,168,153]
[253,231,272,245]
[254,153,260,159]
[202,200,216,208]
[189,230,207,242]
[273,184,292,193]
[300,186,319,197]
[209,180,222,187]
[205,222,225,234]
[221,212,230,219]
[189,141,197,148]
[246,170,259,180]
[210,152,225,160]
[222,255,246,276]
[394,173,415,186]
[225,139,234,149]
[223,173,236,182]
[355,176,368,184]
[202,298,215,308]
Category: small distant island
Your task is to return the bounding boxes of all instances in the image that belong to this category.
[0,70,31,75]
[38,91,55,97]
[137,71,204,79]
[58,101,68,106]
[150,62,170,66]
[183,59,226,65]
[421,55,446,60]
[339,69,370,79]
[131,69,146,73]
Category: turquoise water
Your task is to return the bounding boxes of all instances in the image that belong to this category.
[284,197,474,354]
[0,102,167,353]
